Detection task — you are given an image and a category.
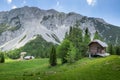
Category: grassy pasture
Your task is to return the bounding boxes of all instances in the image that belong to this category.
[0,55,120,80]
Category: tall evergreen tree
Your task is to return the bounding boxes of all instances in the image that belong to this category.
[65,25,83,60]
[108,44,115,55]
[66,43,76,63]
[49,45,57,66]
[57,39,71,64]
[93,31,102,40]
[115,46,118,55]
[84,28,91,43]
[82,28,91,56]
[0,52,5,63]
[115,46,120,55]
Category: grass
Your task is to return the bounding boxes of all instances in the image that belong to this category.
[0,55,120,80]
[0,59,49,80]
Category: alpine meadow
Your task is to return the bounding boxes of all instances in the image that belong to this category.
[0,0,120,80]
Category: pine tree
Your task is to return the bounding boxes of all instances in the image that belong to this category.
[65,25,83,60]
[57,39,71,64]
[66,43,76,63]
[82,28,91,56]
[94,31,102,40]
[115,46,120,55]
[49,45,57,66]
[0,52,5,63]
[84,28,91,43]
[108,44,115,55]
[65,25,91,60]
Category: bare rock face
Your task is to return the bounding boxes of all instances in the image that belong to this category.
[0,6,120,51]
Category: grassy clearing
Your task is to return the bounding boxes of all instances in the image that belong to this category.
[0,59,49,80]
[43,55,120,80]
[0,55,120,80]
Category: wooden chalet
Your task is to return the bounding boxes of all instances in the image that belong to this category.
[88,39,109,57]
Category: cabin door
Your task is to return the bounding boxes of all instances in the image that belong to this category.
[97,47,101,53]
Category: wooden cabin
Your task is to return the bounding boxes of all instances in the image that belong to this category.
[88,39,109,57]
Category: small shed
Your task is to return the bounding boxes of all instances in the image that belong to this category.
[88,39,109,57]
[20,52,27,60]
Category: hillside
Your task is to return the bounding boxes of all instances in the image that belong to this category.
[0,6,120,51]
[0,55,120,80]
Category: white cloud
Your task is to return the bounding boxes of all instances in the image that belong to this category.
[12,5,17,9]
[7,0,12,4]
[54,0,63,11]
[86,0,96,6]
[56,1,60,6]
[23,0,26,4]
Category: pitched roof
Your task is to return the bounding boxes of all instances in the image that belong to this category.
[89,39,108,47]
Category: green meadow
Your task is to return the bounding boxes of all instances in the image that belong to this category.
[0,55,120,80]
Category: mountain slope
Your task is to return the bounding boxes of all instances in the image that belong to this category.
[0,6,120,51]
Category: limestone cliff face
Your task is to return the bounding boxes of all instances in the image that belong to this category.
[0,6,120,51]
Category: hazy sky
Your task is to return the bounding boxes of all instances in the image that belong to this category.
[0,0,120,26]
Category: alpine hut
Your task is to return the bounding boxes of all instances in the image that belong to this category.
[88,39,110,57]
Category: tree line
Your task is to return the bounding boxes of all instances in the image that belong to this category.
[108,44,120,55]
[49,24,91,66]
[49,24,120,66]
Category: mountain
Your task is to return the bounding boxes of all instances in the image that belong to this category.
[0,6,120,51]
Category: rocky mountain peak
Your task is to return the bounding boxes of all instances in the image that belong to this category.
[0,6,120,51]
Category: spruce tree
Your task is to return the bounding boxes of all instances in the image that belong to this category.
[115,46,120,55]
[84,28,91,43]
[66,43,76,63]
[94,31,102,40]
[108,44,115,55]
[0,52,5,63]
[49,45,57,66]
[57,39,71,64]
[65,25,83,60]
[115,46,118,55]
[82,28,91,56]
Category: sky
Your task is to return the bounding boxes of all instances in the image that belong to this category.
[0,0,120,26]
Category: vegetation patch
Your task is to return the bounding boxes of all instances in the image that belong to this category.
[19,35,27,43]
[42,15,51,21]
[7,35,56,58]
[51,33,60,43]
[46,33,51,38]
[0,23,21,35]
[0,24,9,35]
[8,25,21,31]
